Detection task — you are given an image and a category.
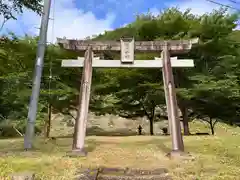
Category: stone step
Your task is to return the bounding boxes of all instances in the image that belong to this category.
[98,167,168,176]
[76,167,172,180]
[77,169,98,180]
[97,174,172,180]
[10,172,35,180]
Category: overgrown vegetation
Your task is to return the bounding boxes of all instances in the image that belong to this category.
[0,122,240,180]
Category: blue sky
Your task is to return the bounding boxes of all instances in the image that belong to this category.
[74,0,172,28]
[0,0,239,42]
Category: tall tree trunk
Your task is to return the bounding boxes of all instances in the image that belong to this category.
[46,103,52,137]
[179,101,190,135]
[44,103,52,138]
[149,118,154,135]
[72,108,79,149]
[174,68,190,135]
[209,118,215,135]
[182,106,190,135]
[149,103,155,136]
[141,102,155,136]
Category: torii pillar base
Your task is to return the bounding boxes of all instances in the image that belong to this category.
[166,150,194,160]
[67,148,88,157]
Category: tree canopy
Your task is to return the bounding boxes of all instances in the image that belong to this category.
[0,7,240,137]
[93,8,240,135]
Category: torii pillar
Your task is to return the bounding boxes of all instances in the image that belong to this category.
[71,46,93,156]
[162,42,184,154]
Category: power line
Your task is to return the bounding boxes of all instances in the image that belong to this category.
[228,0,240,4]
[206,0,240,11]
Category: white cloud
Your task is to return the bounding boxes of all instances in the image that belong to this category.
[167,0,239,29]
[145,0,225,18]
[178,0,220,15]
[0,0,115,42]
[166,0,220,15]
[147,8,160,17]
[167,0,238,15]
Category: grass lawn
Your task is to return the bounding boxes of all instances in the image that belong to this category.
[0,122,240,180]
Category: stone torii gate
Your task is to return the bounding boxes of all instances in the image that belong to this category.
[57,37,198,156]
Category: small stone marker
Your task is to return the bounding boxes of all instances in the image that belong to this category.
[10,172,35,180]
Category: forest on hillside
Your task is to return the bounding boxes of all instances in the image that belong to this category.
[0,6,240,137]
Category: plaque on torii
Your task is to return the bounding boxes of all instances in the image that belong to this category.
[58,37,198,157]
[120,38,135,63]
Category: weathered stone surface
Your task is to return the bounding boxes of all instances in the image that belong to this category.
[98,167,125,175]
[77,168,98,180]
[57,38,199,53]
[166,150,195,161]
[76,167,171,180]
[66,149,88,157]
[98,167,168,176]
[125,168,168,175]
[10,172,35,180]
[76,167,172,180]
[97,174,172,180]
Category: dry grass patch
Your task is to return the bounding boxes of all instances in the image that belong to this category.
[0,125,239,180]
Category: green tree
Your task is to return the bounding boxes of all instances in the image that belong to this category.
[0,34,80,137]
[92,7,240,135]
[0,0,42,31]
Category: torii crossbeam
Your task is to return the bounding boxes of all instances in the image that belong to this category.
[57,37,198,53]
[62,57,194,68]
[58,37,198,157]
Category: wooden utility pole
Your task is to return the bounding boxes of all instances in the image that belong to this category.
[24,0,51,149]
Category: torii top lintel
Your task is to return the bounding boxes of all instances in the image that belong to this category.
[56,38,199,53]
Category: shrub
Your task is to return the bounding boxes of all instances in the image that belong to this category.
[0,124,42,138]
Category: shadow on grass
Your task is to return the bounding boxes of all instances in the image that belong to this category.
[87,126,139,136]
[57,126,211,139]
[0,138,98,157]
[57,126,140,138]
[156,143,171,154]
